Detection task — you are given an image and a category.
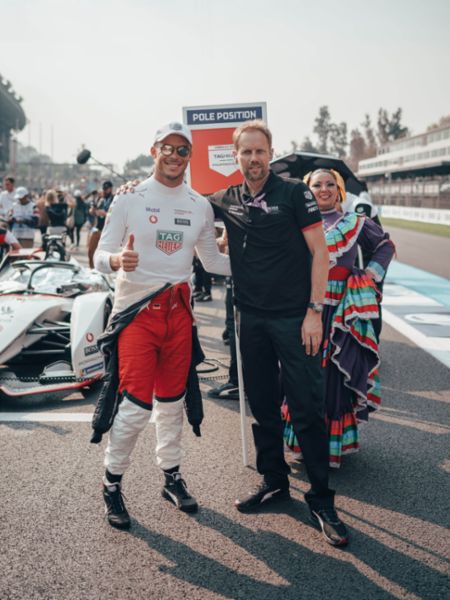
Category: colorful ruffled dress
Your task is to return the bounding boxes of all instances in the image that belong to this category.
[282,210,395,467]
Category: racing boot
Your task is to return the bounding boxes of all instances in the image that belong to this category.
[162,471,198,513]
[103,481,131,530]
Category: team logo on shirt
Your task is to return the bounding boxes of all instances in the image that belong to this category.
[156,230,184,255]
[304,191,313,200]
[305,200,319,213]
[174,218,190,226]
[149,215,158,224]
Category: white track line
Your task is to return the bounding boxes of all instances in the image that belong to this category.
[0,412,93,422]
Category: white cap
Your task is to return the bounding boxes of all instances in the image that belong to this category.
[153,121,192,145]
[14,186,29,199]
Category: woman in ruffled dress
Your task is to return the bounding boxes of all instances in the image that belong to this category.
[282,168,395,468]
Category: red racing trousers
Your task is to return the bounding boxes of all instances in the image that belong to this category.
[117,283,193,406]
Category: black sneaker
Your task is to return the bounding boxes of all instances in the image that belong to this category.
[310,507,349,546]
[103,483,131,530]
[235,480,290,513]
[207,382,239,400]
[222,328,229,341]
[162,472,198,513]
[192,290,203,299]
[196,293,212,302]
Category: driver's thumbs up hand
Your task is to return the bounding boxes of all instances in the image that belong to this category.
[121,233,139,271]
[126,234,135,251]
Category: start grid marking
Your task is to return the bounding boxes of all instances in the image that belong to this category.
[383,261,450,369]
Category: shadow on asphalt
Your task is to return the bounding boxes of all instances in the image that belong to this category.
[126,501,443,600]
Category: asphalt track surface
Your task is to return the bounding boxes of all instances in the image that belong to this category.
[385,225,450,280]
[1,229,449,600]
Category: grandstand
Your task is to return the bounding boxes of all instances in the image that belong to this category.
[358,125,450,209]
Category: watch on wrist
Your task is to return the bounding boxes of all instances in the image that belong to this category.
[308,301,324,314]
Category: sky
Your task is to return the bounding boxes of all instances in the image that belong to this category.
[2,0,450,172]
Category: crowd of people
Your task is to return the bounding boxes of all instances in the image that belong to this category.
[0,175,116,260]
[0,119,396,550]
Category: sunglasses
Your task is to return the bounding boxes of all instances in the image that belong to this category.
[156,143,191,158]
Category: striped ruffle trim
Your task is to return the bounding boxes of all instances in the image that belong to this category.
[282,412,359,468]
[325,213,365,268]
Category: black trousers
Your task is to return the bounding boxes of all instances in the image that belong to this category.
[239,310,335,509]
[192,257,211,294]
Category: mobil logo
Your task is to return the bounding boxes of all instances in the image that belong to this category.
[156,230,184,255]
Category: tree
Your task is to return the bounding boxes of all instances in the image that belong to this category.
[347,129,366,171]
[329,122,348,158]
[427,115,450,131]
[377,107,409,145]
[299,137,318,153]
[362,114,377,158]
[313,106,332,153]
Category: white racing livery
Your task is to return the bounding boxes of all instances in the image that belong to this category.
[0,256,113,401]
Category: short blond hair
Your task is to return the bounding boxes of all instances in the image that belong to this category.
[232,120,272,150]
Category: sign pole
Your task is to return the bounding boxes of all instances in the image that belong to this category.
[234,308,249,467]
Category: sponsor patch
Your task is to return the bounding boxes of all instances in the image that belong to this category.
[308,206,319,213]
[146,207,160,213]
[174,209,193,215]
[266,206,280,214]
[229,205,245,216]
[84,344,99,356]
[304,190,313,200]
[174,218,191,226]
[156,230,183,255]
[149,215,158,224]
[81,362,104,376]
[305,201,317,208]
[86,332,94,343]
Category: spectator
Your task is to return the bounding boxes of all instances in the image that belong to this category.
[10,187,39,248]
[88,181,114,268]
[72,190,88,248]
[192,256,212,301]
[0,176,16,223]
[45,189,69,235]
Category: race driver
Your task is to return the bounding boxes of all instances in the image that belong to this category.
[93,121,231,529]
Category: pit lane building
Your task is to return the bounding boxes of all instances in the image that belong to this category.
[357,125,450,209]
[0,75,26,173]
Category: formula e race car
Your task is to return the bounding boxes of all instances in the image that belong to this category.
[0,256,113,401]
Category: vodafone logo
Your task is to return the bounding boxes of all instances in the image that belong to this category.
[86,332,94,343]
[149,215,158,224]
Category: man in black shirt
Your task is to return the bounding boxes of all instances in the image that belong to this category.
[210,120,348,547]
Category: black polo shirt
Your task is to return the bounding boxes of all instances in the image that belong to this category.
[210,171,322,317]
